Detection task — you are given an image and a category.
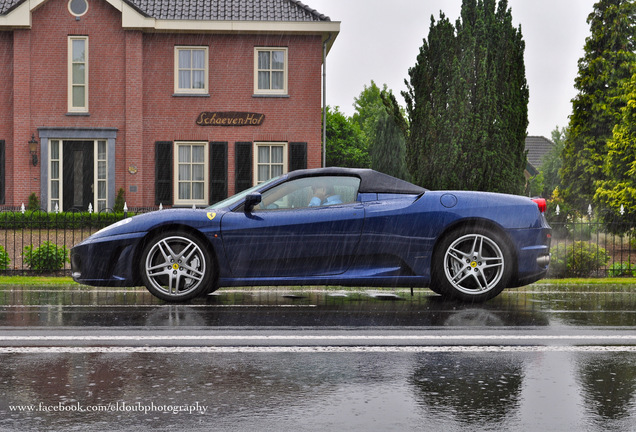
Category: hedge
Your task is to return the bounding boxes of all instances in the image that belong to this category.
[0,211,131,230]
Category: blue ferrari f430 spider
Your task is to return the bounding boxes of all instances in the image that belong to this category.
[71,167,551,302]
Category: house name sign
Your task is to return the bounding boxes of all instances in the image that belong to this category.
[196,111,265,126]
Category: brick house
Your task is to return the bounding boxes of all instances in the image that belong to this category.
[0,0,338,211]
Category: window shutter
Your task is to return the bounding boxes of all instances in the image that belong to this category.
[235,142,252,193]
[209,141,228,204]
[289,142,307,172]
[155,141,173,205]
[0,140,4,205]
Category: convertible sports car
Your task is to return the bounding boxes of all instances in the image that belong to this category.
[71,167,551,303]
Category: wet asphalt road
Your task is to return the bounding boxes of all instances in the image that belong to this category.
[0,284,635,431]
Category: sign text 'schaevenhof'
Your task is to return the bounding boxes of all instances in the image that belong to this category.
[196,112,265,126]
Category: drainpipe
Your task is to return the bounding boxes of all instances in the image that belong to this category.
[322,33,332,168]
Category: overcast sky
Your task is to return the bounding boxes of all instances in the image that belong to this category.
[307,0,597,138]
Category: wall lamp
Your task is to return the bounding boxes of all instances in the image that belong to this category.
[28,134,38,166]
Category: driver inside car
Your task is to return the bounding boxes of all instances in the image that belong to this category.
[309,183,342,207]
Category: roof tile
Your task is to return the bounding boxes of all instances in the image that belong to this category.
[525,136,555,169]
[0,0,330,21]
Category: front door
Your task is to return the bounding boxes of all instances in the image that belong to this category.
[63,141,94,211]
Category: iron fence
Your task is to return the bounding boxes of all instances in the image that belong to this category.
[0,207,634,278]
[0,207,159,276]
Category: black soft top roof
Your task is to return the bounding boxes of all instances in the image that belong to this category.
[287,167,427,195]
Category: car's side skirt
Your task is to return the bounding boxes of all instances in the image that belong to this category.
[217,275,431,288]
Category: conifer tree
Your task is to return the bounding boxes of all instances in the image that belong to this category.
[404,13,457,190]
[369,91,409,180]
[404,0,528,194]
[594,74,636,223]
[560,0,636,210]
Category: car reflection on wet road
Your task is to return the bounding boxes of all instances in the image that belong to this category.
[0,284,635,431]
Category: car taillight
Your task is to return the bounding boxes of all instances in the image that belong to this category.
[532,198,547,213]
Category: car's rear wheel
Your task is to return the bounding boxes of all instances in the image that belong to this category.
[140,231,215,302]
[432,227,512,302]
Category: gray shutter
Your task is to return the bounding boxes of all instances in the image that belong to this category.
[289,142,307,172]
[155,141,173,205]
[235,142,252,193]
[0,140,4,205]
[209,141,228,203]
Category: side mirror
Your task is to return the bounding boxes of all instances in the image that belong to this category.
[244,193,262,212]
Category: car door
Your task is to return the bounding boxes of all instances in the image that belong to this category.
[220,176,364,278]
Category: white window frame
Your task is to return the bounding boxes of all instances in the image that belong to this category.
[68,36,89,112]
[95,140,107,212]
[48,140,62,212]
[174,46,209,95]
[174,141,209,206]
[48,139,109,212]
[254,47,288,95]
[254,142,288,185]
[68,0,89,17]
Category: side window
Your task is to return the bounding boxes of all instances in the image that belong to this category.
[257,176,360,211]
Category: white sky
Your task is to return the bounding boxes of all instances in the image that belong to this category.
[308,0,596,138]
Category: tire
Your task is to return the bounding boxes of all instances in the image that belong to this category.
[432,227,512,302]
[140,231,215,302]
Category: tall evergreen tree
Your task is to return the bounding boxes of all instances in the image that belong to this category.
[369,91,410,180]
[404,13,457,190]
[594,73,636,223]
[404,0,528,194]
[560,0,636,210]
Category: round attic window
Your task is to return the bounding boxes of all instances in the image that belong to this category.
[68,0,88,17]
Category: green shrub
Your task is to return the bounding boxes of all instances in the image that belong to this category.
[27,192,40,211]
[23,241,69,271]
[0,245,10,270]
[608,262,636,277]
[114,188,126,213]
[549,241,611,277]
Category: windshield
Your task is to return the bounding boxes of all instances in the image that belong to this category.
[206,175,282,210]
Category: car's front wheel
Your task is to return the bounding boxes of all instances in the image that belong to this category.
[432,227,512,302]
[140,231,215,302]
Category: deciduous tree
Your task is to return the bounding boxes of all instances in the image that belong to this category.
[324,106,370,168]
